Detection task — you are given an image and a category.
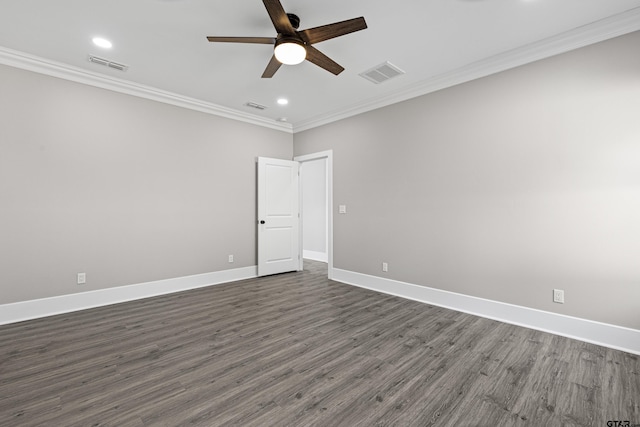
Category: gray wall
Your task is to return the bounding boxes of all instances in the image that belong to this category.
[294,31,640,329]
[2,31,639,330]
[0,64,292,304]
[301,158,327,256]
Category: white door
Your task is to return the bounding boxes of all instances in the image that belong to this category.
[257,157,300,276]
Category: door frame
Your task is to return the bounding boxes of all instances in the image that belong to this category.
[294,150,334,279]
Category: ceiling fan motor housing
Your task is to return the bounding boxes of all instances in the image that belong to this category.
[275,34,305,46]
[287,13,301,29]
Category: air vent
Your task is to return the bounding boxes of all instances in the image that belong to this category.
[88,55,128,72]
[359,61,405,84]
[244,101,267,110]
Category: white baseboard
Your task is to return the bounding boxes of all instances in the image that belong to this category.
[0,266,257,326]
[303,250,328,263]
[332,268,640,355]
[4,265,637,355]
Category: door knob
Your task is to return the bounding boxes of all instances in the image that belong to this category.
[260,220,265,224]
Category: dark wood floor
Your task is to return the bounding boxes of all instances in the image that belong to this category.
[1,261,638,426]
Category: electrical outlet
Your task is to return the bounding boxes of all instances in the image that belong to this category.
[553,289,564,304]
[382,262,388,272]
[77,272,86,285]
[228,255,234,263]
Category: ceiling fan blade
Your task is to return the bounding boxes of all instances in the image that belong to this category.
[262,55,282,78]
[305,46,344,75]
[262,0,295,35]
[207,36,276,44]
[299,17,367,45]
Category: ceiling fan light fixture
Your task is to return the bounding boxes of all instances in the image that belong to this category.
[274,39,306,65]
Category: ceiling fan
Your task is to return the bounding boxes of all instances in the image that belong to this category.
[206,0,367,78]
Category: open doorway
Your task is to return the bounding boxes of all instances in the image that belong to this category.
[301,158,327,262]
[294,150,333,279]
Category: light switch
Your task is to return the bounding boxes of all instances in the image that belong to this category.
[339,205,347,214]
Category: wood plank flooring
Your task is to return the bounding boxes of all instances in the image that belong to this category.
[1,260,638,426]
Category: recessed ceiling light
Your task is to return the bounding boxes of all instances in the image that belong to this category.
[277,98,289,105]
[92,37,112,49]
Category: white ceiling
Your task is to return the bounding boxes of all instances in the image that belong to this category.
[1,0,640,132]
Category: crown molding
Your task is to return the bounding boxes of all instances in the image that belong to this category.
[0,46,294,134]
[2,7,639,135]
[293,7,640,133]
